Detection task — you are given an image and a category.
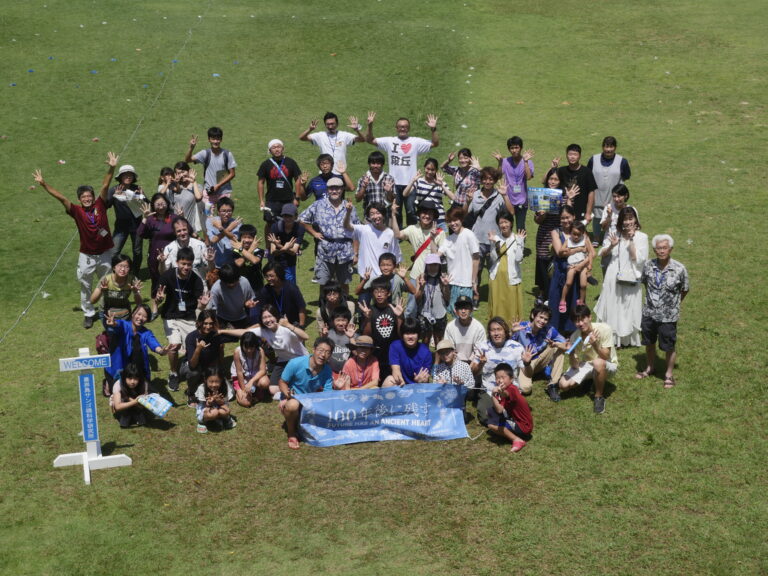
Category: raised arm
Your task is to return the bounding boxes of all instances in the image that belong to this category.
[33,170,71,211]
[99,151,119,202]
[347,115,367,144]
[343,200,355,232]
[184,134,198,164]
[426,114,439,148]
[298,119,318,142]
[364,110,377,145]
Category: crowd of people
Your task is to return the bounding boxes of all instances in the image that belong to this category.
[36,112,690,451]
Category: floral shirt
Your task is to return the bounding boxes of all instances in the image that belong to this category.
[641,258,689,322]
[299,198,359,262]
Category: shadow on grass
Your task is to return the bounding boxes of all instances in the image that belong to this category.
[102,441,135,456]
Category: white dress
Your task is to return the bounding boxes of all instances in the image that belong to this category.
[595,231,648,347]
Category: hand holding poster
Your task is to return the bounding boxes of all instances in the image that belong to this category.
[295,384,468,447]
[527,187,564,214]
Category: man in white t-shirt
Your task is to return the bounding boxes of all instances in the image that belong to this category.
[298,112,365,167]
[344,201,401,279]
[444,296,487,365]
[366,112,439,227]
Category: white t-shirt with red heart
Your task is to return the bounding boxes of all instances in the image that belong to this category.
[375,136,433,186]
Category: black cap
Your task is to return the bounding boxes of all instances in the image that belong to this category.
[454,295,473,308]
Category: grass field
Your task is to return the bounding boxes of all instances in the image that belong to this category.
[1,1,766,574]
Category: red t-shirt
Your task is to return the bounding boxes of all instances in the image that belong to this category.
[501,385,533,435]
[67,197,114,255]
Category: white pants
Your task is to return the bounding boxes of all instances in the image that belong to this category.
[78,252,111,317]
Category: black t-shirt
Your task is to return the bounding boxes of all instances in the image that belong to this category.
[184,330,223,370]
[253,283,306,326]
[234,248,265,293]
[269,220,305,268]
[557,165,597,220]
[257,156,302,203]
[158,269,204,320]
[366,304,399,363]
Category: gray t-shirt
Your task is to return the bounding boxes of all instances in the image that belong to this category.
[469,191,505,246]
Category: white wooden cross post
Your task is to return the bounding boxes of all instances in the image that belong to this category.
[53,347,132,485]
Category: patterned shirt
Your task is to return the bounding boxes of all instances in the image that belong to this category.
[641,258,689,322]
[432,359,474,388]
[473,339,525,393]
[356,170,395,209]
[299,198,359,262]
[443,165,480,206]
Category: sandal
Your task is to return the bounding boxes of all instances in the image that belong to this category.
[635,368,653,380]
[287,437,300,450]
[663,376,676,389]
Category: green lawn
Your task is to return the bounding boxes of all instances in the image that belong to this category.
[0,1,766,574]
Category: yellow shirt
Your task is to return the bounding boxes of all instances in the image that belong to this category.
[571,322,618,366]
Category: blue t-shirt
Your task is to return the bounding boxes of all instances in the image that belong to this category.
[282,355,333,394]
[389,340,433,384]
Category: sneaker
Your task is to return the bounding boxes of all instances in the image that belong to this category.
[223,416,237,430]
[310,277,319,284]
[168,373,179,392]
[472,298,480,310]
[587,275,599,286]
[593,396,606,414]
[196,423,208,434]
[546,383,561,402]
[83,316,94,329]
[591,241,599,248]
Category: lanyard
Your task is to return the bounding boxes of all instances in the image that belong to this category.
[272,287,284,316]
[269,158,291,185]
[175,270,189,297]
[654,265,668,288]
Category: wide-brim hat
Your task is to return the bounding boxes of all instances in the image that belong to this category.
[116,164,137,180]
[350,335,375,348]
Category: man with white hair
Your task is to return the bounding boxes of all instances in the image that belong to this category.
[257,139,303,226]
[636,234,689,388]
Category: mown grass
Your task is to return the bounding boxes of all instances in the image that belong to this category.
[0,1,766,574]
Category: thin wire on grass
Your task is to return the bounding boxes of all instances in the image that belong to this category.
[0,233,76,346]
[0,5,212,348]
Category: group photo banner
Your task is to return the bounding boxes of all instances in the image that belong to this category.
[295,384,468,447]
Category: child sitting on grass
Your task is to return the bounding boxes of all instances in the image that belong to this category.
[339,335,380,389]
[231,332,271,407]
[110,363,149,428]
[195,367,236,433]
[487,362,534,453]
[559,221,590,312]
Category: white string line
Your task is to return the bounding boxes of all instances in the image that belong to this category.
[0,5,211,347]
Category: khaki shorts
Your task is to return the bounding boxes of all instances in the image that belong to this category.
[163,318,196,353]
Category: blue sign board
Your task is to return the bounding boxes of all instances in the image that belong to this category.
[295,384,468,447]
[79,373,100,443]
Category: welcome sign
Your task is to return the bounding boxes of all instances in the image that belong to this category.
[295,384,468,447]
